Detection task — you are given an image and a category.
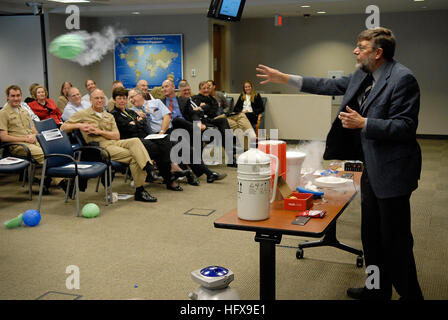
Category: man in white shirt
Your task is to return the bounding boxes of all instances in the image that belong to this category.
[62,87,91,121]
[82,79,108,108]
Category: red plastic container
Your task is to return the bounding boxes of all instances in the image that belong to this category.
[284,192,313,211]
[258,140,287,178]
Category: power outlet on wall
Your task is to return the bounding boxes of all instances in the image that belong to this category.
[328,71,344,105]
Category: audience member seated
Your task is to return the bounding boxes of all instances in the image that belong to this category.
[107,80,133,112]
[207,80,227,115]
[28,85,63,126]
[82,79,107,107]
[110,87,183,191]
[60,88,158,203]
[177,79,194,99]
[61,87,90,121]
[2,95,40,122]
[0,84,61,194]
[129,87,226,184]
[207,80,256,151]
[234,80,265,128]
[136,79,153,101]
[56,81,72,112]
[24,83,39,104]
[191,81,235,165]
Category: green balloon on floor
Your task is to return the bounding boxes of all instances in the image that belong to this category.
[81,203,100,218]
[4,214,23,229]
[49,33,85,59]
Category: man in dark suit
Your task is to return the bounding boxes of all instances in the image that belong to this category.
[256,27,423,300]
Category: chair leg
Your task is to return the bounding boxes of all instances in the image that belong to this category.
[27,165,33,201]
[37,161,47,213]
[75,176,80,217]
[109,167,113,204]
[65,179,70,203]
[95,176,101,193]
[104,170,109,206]
[124,167,130,183]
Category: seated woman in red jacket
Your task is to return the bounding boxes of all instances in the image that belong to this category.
[28,85,63,126]
[233,80,264,129]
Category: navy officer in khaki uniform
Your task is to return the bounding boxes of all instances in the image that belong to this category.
[60,88,157,202]
[0,84,44,163]
[0,84,62,194]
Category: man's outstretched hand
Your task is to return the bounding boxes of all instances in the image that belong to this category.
[256,64,290,85]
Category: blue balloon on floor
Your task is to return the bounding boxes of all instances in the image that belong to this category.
[23,209,41,227]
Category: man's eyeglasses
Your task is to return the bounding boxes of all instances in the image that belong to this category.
[355,44,376,52]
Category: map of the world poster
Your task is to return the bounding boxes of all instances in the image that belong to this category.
[114,34,183,89]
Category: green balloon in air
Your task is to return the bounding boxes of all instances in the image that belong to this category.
[49,33,85,59]
[81,203,100,218]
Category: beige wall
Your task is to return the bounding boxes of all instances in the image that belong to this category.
[227,93,332,140]
[46,13,94,101]
[45,10,448,135]
[228,10,448,135]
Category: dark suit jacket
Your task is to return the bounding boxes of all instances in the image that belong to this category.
[301,60,421,199]
[110,107,151,139]
[163,96,203,122]
[191,94,220,119]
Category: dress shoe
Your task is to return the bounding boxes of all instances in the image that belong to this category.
[172,170,190,179]
[134,189,157,202]
[167,184,183,191]
[186,171,200,186]
[206,172,227,183]
[145,168,162,183]
[347,287,391,301]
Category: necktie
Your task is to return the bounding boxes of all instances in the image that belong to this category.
[168,98,173,118]
[360,74,373,114]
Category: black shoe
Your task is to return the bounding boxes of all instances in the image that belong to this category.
[186,171,200,186]
[145,168,162,183]
[347,287,391,301]
[134,189,157,202]
[207,172,227,183]
[227,163,238,168]
[167,184,183,191]
[172,170,190,179]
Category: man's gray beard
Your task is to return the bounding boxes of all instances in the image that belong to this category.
[355,54,376,73]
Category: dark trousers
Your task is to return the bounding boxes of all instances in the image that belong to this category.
[167,130,211,178]
[140,137,172,184]
[361,169,423,300]
[245,112,258,129]
[204,117,235,163]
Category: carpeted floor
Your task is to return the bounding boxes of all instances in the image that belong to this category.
[0,139,447,300]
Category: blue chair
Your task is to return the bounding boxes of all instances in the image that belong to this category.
[33,118,58,132]
[0,143,32,200]
[71,129,130,198]
[36,130,108,217]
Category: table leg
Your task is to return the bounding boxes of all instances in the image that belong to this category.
[298,222,363,260]
[254,233,282,300]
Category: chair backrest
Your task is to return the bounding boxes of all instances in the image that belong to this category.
[34,118,58,133]
[225,96,234,110]
[36,130,74,167]
[261,97,267,113]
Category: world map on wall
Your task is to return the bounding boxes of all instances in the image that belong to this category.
[114,34,183,89]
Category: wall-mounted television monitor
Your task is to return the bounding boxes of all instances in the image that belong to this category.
[207,0,246,22]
